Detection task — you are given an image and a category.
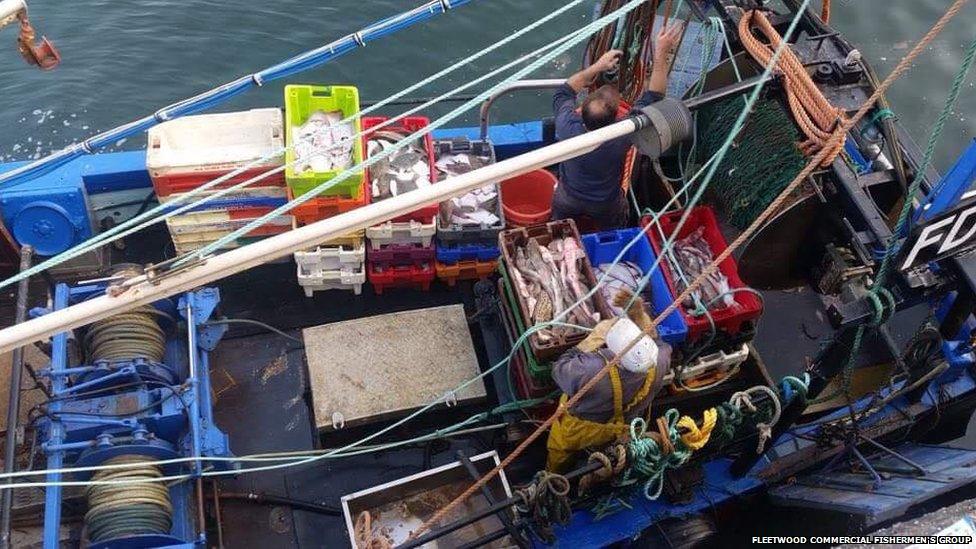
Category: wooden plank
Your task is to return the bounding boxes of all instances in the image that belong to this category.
[304,304,485,430]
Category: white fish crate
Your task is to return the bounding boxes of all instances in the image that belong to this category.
[172,237,290,262]
[294,239,366,272]
[147,108,284,177]
[158,186,287,204]
[365,216,436,250]
[297,264,366,296]
[166,213,294,236]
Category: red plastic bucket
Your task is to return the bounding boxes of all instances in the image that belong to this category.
[500,169,557,227]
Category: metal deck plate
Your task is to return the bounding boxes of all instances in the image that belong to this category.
[768,443,976,527]
[304,304,485,430]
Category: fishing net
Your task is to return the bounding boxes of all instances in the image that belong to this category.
[693,97,808,228]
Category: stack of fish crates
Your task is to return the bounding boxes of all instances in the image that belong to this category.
[434,139,505,286]
[362,116,438,294]
[146,108,290,255]
[284,84,369,295]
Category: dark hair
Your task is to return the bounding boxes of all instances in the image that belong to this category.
[581,85,621,130]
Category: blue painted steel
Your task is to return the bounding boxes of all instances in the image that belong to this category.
[41,284,68,549]
[916,138,976,223]
[435,240,501,264]
[0,179,92,256]
[0,0,476,189]
[37,283,235,547]
[580,228,689,345]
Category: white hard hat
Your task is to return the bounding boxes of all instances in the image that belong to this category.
[605,317,659,373]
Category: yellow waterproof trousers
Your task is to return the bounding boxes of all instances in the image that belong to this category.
[546,365,653,472]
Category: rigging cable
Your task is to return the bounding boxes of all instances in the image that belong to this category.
[0,0,592,292]
[410,0,972,536]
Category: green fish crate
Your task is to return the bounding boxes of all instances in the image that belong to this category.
[284,84,365,198]
[497,260,552,380]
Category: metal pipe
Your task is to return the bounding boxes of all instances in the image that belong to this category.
[0,113,643,354]
[479,79,565,139]
[0,245,32,549]
[0,77,763,353]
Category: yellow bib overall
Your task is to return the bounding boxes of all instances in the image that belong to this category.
[546,362,656,472]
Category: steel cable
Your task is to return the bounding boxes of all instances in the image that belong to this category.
[85,455,172,543]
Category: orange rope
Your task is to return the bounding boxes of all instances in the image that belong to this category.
[738,9,846,166]
[621,146,637,193]
[406,1,970,541]
[821,0,831,24]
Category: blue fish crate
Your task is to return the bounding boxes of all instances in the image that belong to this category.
[580,228,688,345]
[435,239,500,265]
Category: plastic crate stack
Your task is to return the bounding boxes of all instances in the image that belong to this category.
[495,219,615,403]
[284,84,369,296]
[146,108,289,255]
[642,206,763,351]
[363,116,438,294]
[433,139,505,286]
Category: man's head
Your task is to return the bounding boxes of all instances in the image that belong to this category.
[581,85,621,131]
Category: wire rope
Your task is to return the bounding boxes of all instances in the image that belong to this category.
[0,0,591,292]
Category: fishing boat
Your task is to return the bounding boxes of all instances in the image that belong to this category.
[1,0,976,547]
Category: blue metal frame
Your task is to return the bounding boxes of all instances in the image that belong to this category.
[36,284,235,548]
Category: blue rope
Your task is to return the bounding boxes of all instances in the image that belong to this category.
[186,0,650,260]
[0,0,474,189]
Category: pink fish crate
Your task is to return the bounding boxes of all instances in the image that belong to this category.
[435,258,497,287]
[147,108,286,198]
[367,242,435,268]
[367,262,435,294]
[361,116,438,223]
[641,205,763,343]
[498,218,613,362]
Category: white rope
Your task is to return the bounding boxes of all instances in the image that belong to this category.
[1,0,811,490]
[0,0,590,291]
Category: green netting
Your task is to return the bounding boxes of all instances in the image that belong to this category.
[694,97,808,228]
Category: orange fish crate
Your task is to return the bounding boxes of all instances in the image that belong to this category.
[435,258,497,286]
[286,180,370,225]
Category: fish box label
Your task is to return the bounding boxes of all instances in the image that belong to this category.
[901,198,976,270]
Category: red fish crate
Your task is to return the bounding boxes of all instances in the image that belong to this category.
[152,168,285,199]
[286,180,370,225]
[642,205,763,342]
[367,262,435,294]
[362,116,438,224]
[435,258,497,287]
[498,218,613,362]
[367,242,435,268]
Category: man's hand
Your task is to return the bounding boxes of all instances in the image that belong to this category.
[567,48,623,92]
[648,21,684,95]
[592,49,623,74]
[653,22,684,66]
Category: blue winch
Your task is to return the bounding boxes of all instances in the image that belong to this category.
[32,280,236,548]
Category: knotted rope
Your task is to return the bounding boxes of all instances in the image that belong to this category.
[738,9,846,165]
[515,471,572,543]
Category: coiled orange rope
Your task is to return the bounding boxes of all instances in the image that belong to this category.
[738,9,846,166]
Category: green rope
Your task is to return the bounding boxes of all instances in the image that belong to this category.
[624,412,692,500]
[812,37,976,405]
